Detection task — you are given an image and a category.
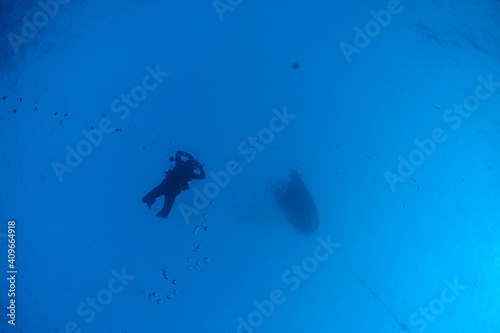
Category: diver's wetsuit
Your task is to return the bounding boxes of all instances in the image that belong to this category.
[142,151,205,219]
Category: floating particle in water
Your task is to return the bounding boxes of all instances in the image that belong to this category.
[167,294,172,300]
[172,279,177,285]
[157,299,163,304]
[195,245,201,252]
[149,293,154,298]
[59,120,63,124]
[186,265,191,271]
[173,290,178,295]
[54,112,58,116]
[153,292,157,297]
[203,257,209,264]
[101,114,105,117]
[292,62,299,69]
[34,106,37,111]
[192,226,199,234]
[202,213,207,218]
[13,109,16,113]
[2,96,6,100]
[64,113,68,117]
[186,256,191,262]
[196,260,201,267]
[210,200,214,205]
[19,97,22,102]
[202,225,209,232]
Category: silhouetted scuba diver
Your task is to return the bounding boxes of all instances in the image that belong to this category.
[142,151,205,219]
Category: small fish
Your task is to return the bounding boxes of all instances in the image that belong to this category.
[34,106,37,111]
[13,109,16,113]
[63,113,68,117]
[54,112,58,116]
[19,97,22,102]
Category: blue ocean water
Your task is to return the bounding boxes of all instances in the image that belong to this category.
[1,0,500,332]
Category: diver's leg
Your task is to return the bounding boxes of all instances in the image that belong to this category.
[142,180,167,208]
[156,193,177,219]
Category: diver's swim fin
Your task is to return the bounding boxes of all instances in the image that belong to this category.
[141,196,156,209]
